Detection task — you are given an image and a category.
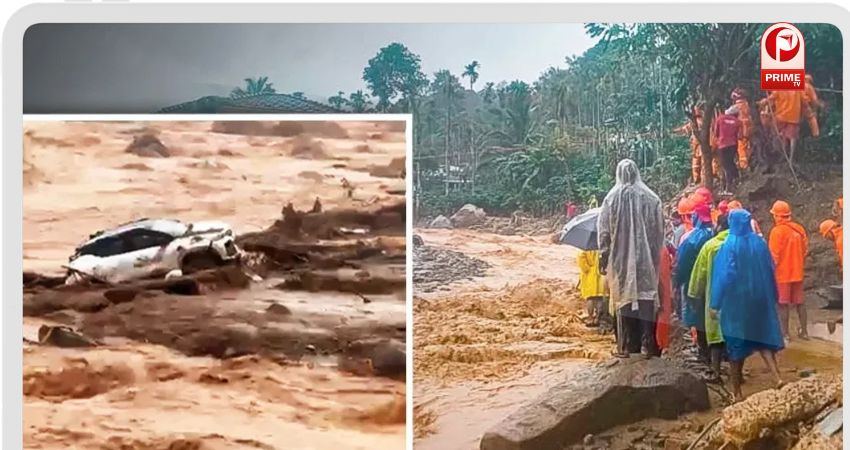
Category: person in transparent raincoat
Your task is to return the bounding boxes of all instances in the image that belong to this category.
[598,159,665,358]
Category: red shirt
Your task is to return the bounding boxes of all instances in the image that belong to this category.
[713,114,740,149]
[568,204,577,217]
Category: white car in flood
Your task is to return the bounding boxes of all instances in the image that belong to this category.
[65,219,242,285]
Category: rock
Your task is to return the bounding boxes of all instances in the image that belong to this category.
[479,358,709,450]
[799,368,817,378]
[265,303,292,316]
[125,133,170,158]
[413,234,424,247]
[429,215,452,229]
[103,288,139,304]
[450,204,486,228]
[342,338,406,380]
[582,434,593,445]
[38,325,99,348]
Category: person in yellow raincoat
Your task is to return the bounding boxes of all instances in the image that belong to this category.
[689,214,730,382]
[803,74,824,138]
[578,250,607,326]
[731,88,753,170]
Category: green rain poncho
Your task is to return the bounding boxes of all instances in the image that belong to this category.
[688,229,729,345]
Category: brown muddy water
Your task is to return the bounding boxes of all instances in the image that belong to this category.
[23,120,407,449]
[413,227,842,450]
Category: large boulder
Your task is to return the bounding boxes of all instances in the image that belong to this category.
[451,204,487,228]
[429,215,452,229]
[479,358,709,450]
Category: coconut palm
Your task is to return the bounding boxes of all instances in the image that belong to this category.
[462,61,481,90]
[230,76,276,97]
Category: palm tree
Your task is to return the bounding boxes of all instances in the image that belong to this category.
[349,90,372,112]
[328,91,348,109]
[230,76,276,97]
[462,61,480,90]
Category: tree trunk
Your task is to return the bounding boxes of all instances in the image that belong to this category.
[696,104,715,190]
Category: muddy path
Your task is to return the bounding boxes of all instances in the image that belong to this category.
[23,120,407,449]
[412,228,842,450]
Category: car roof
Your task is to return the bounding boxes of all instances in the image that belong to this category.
[83,219,188,245]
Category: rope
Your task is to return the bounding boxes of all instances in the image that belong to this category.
[686,417,722,450]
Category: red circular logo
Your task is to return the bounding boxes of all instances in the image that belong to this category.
[765,26,801,62]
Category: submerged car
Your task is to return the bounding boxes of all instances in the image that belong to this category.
[65,218,241,285]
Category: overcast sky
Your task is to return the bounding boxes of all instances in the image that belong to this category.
[24,23,597,113]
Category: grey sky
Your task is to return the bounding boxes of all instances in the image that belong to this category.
[24,23,596,113]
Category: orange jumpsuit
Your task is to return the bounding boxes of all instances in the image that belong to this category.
[833,227,843,271]
[803,81,821,137]
[734,99,753,169]
[769,217,809,284]
[675,121,702,183]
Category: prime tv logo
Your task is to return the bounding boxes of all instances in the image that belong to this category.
[761,23,805,91]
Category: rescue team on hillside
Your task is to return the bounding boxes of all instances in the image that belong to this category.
[577,159,842,402]
[674,79,823,195]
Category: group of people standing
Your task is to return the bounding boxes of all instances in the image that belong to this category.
[675,79,824,195]
[576,158,842,402]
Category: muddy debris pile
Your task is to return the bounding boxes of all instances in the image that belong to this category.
[125,133,170,158]
[703,374,842,449]
[413,244,491,293]
[414,280,609,382]
[468,213,565,236]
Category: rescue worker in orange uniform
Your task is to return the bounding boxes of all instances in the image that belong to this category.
[760,90,806,161]
[731,88,753,170]
[674,108,704,184]
[768,200,809,340]
[819,219,843,272]
[803,74,824,138]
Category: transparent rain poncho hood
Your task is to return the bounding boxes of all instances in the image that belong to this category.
[597,159,665,311]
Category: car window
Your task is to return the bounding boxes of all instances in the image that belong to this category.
[123,229,175,253]
[77,237,126,258]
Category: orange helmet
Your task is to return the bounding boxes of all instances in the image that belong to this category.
[677,198,695,215]
[820,219,839,238]
[769,200,792,217]
[727,200,743,210]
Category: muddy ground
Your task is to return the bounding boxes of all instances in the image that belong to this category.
[412,221,842,449]
[23,120,407,449]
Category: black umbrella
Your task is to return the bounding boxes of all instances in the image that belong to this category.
[559,207,601,250]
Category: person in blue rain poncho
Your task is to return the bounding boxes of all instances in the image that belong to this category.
[674,202,714,362]
[710,209,784,402]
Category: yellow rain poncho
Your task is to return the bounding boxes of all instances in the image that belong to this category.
[577,250,606,299]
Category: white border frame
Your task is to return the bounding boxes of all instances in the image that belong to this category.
[18,113,413,448]
[5,4,850,450]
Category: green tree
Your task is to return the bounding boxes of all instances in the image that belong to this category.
[482,82,496,104]
[230,76,276,97]
[462,60,481,90]
[362,43,428,112]
[348,90,372,112]
[328,91,348,109]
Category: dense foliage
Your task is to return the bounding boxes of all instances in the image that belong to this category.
[239,24,842,218]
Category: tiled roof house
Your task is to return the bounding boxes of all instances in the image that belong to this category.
[159,94,342,114]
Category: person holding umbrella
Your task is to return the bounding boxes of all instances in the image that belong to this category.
[598,159,665,358]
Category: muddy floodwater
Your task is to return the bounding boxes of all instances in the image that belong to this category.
[412,227,842,450]
[23,120,407,449]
